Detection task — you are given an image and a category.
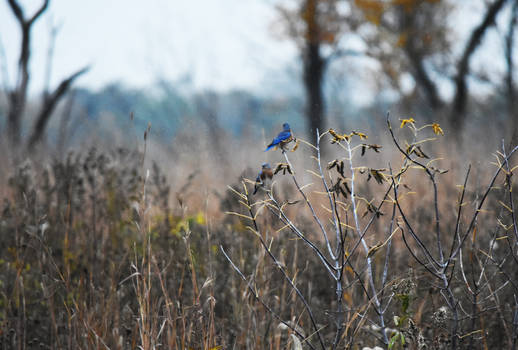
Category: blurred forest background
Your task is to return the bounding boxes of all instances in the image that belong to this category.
[2,0,518,349]
[0,0,516,158]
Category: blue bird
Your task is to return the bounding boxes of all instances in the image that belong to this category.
[253,163,274,195]
[265,123,293,151]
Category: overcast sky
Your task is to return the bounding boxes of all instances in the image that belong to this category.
[0,0,299,93]
[0,0,511,103]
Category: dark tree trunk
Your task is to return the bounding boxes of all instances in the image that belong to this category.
[507,0,518,147]
[7,20,31,147]
[405,41,444,111]
[7,91,24,146]
[399,8,444,111]
[5,0,87,153]
[450,0,507,131]
[5,0,49,147]
[303,42,325,142]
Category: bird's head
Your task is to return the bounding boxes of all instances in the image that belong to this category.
[262,162,271,169]
[282,123,290,131]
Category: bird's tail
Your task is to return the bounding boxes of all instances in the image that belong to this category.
[265,143,274,152]
[253,175,261,195]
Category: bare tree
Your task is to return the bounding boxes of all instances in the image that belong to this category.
[5,0,49,146]
[506,0,518,146]
[353,0,450,110]
[450,0,508,130]
[27,66,89,149]
[356,0,509,131]
[223,116,518,348]
[276,0,349,140]
[4,0,89,151]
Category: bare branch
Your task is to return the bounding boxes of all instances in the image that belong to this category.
[451,0,508,128]
[28,66,90,149]
[28,0,50,26]
[451,145,518,262]
[5,0,51,147]
[404,36,444,109]
[282,149,336,261]
[6,0,24,23]
[245,191,326,349]
[219,246,318,350]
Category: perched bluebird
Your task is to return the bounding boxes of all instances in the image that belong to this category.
[253,163,274,194]
[265,123,293,151]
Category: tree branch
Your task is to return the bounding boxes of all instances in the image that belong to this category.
[28,0,50,25]
[451,0,508,128]
[6,0,24,23]
[28,66,90,149]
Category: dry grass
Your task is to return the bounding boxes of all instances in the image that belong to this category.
[0,117,517,349]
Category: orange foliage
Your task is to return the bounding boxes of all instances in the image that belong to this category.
[354,0,384,25]
[355,0,443,24]
[301,0,341,45]
[302,0,319,43]
[396,32,408,48]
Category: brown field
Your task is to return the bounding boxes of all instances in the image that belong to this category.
[0,118,517,349]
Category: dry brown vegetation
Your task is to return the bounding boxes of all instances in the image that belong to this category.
[0,117,517,350]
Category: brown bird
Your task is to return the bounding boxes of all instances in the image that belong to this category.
[253,163,274,194]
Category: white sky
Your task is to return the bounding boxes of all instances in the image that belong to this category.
[0,0,512,104]
[0,0,297,93]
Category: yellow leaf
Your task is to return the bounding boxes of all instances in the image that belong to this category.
[400,118,415,128]
[432,123,444,136]
[352,131,368,140]
[195,212,206,225]
[329,128,347,143]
